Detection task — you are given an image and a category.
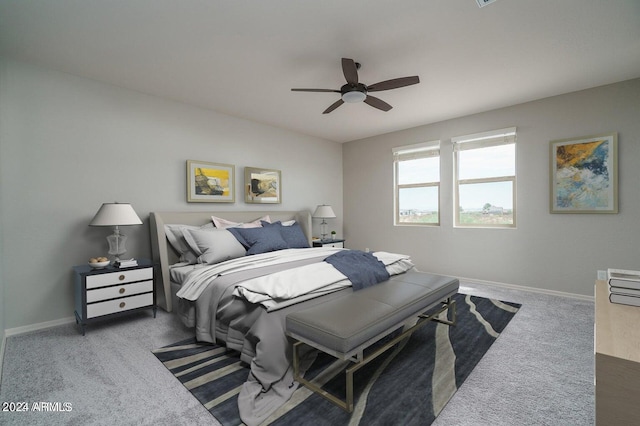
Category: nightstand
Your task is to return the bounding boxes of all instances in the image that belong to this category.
[73,259,156,335]
[313,239,345,248]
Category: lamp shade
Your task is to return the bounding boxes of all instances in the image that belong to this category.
[313,205,336,219]
[89,203,142,226]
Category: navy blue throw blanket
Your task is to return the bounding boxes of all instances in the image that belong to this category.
[325,250,390,291]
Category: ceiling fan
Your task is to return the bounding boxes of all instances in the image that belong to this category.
[291,58,420,114]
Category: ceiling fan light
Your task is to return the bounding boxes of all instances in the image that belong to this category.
[342,91,366,103]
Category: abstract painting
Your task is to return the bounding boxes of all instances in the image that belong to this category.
[550,133,617,213]
[187,160,235,203]
[244,167,281,204]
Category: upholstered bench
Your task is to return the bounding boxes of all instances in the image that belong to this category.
[286,270,459,412]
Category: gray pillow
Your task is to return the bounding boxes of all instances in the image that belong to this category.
[164,223,214,264]
[182,228,246,264]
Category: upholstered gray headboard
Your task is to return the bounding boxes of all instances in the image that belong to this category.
[150,210,312,312]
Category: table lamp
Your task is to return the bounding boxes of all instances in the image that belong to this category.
[313,204,336,241]
[89,202,142,261]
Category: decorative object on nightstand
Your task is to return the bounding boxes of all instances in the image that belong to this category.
[88,257,110,269]
[89,202,143,261]
[114,258,138,268]
[73,259,156,335]
[312,204,336,241]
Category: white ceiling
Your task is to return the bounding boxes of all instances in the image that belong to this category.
[1,0,639,143]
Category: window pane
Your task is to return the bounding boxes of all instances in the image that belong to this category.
[458,181,513,225]
[458,144,515,180]
[398,156,439,185]
[398,186,438,224]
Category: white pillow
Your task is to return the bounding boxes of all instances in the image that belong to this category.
[164,223,214,264]
[211,215,271,229]
[281,220,296,226]
[182,228,246,265]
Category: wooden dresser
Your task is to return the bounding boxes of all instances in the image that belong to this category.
[595,279,640,425]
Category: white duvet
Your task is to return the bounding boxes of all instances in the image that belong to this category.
[176,247,344,301]
[176,248,414,310]
[233,250,414,310]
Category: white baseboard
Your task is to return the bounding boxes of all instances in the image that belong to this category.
[5,316,76,338]
[456,275,594,302]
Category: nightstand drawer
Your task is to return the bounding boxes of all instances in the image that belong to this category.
[87,293,154,318]
[86,280,153,303]
[313,239,345,249]
[323,242,344,248]
[86,268,153,289]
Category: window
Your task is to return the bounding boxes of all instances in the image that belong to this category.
[393,141,440,225]
[453,128,516,228]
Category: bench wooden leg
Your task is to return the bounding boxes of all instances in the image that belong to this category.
[291,296,457,413]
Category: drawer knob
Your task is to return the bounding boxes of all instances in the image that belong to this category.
[119,302,126,309]
[119,275,125,281]
[119,288,125,294]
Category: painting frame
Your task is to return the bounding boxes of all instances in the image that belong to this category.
[186,160,235,203]
[244,166,281,204]
[549,133,618,214]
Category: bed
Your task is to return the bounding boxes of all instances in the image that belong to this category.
[149,210,457,425]
[150,210,314,313]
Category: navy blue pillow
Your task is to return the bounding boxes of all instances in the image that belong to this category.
[228,225,288,255]
[261,221,310,248]
[279,223,310,248]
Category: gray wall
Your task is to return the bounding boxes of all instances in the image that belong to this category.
[0,59,343,329]
[0,162,4,369]
[343,79,640,297]
[0,59,6,362]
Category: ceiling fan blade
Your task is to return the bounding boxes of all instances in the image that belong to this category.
[291,88,340,93]
[364,95,392,112]
[367,76,420,92]
[323,99,344,114]
[341,58,359,85]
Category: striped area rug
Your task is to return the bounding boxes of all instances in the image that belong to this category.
[153,294,520,425]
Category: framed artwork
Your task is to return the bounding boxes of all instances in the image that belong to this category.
[244,167,281,204]
[549,133,618,213]
[186,160,235,203]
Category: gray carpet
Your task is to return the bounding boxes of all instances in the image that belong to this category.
[434,282,595,426]
[0,280,594,425]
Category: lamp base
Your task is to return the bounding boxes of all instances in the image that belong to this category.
[106,226,127,262]
[320,220,329,241]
